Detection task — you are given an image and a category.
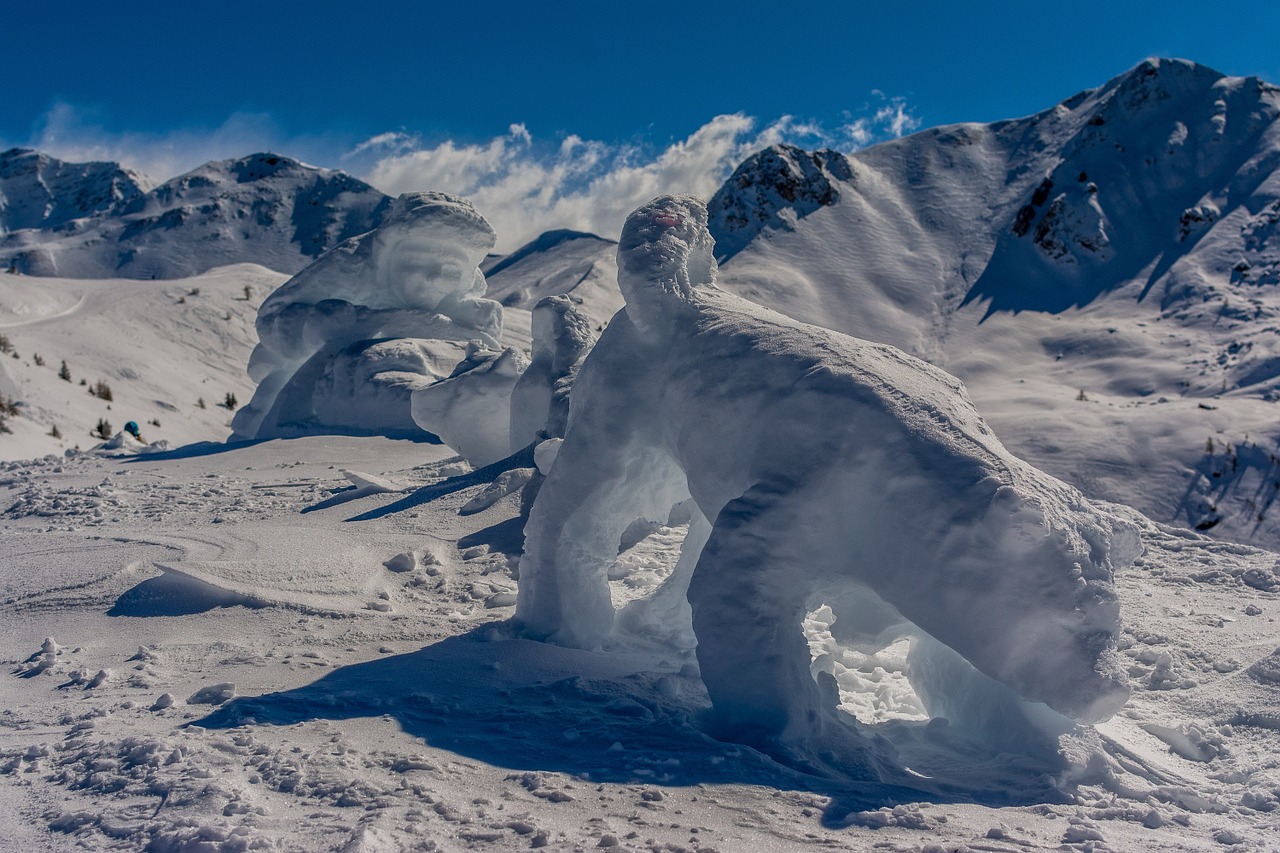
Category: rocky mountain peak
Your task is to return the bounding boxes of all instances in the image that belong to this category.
[707,143,853,260]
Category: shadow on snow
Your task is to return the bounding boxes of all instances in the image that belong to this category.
[193,623,1065,826]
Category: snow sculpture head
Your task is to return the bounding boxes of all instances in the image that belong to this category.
[509,294,595,452]
[516,194,1139,795]
[617,195,718,336]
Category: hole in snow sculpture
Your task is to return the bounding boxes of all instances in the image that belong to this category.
[515,195,1142,792]
[232,192,525,460]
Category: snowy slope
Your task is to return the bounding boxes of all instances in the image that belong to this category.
[482,229,622,331]
[0,148,152,234]
[709,58,1280,549]
[0,153,391,279]
[0,265,287,460]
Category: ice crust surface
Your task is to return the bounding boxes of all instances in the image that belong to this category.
[233,192,510,443]
[519,195,1142,792]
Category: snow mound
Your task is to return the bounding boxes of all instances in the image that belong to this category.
[233,192,507,440]
[518,196,1140,784]
[410,342,528,467]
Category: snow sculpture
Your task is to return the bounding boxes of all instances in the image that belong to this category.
[409,342,528,468]
[508,294,595,452]
[232,192,504,439]
[517,195,1139,764]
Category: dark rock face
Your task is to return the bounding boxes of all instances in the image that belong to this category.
[708,144,852,260]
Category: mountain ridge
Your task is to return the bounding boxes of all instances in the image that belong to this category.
[0,151,391,278]
[707,57,1280,548]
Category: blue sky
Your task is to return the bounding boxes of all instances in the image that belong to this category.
[6,0,1278,247]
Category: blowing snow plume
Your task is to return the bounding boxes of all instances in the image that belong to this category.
[516,195,1142,795]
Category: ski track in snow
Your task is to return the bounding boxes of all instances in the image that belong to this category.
[0,436,1277,851]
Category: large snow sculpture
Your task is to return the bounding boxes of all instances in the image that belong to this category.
[516,195,1139,763]
[231,192,505,440]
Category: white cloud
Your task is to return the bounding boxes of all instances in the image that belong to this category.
[362,100,920,251]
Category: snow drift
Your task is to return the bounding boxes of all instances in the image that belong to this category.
[517,196,1140,782]
[233,192,512,442]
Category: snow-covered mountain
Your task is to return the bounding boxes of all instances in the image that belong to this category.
[0,153,391,279]
[708,58,1280,549]
[3,58,1279,550]
[0,147,152,233]
[482,229,621,331]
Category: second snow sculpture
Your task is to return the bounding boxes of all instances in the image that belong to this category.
[508,294,596,452]
[232,192,509,441]
[517,196,1139,770]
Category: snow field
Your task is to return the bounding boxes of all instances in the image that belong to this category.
[0,435,1277,850]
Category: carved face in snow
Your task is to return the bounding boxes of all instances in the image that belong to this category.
[616,195,718,334]
[372,195,494,312]
[374,227,476,311]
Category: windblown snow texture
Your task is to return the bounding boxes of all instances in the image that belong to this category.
[518,196,1139,783]
[232,192,506,440]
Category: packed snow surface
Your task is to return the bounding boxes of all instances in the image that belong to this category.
[3,434,1279,850]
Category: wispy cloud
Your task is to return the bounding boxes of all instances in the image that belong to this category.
[9,95,921,251]
[361,96,920,250]
[11,102,312,185]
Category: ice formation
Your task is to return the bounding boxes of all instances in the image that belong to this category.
[232,192,505,440]
[517,196,1140,768]
[509,294,596,452]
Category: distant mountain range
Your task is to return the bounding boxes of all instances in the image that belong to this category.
[0,151,390,278]
[3,57,1278,548]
